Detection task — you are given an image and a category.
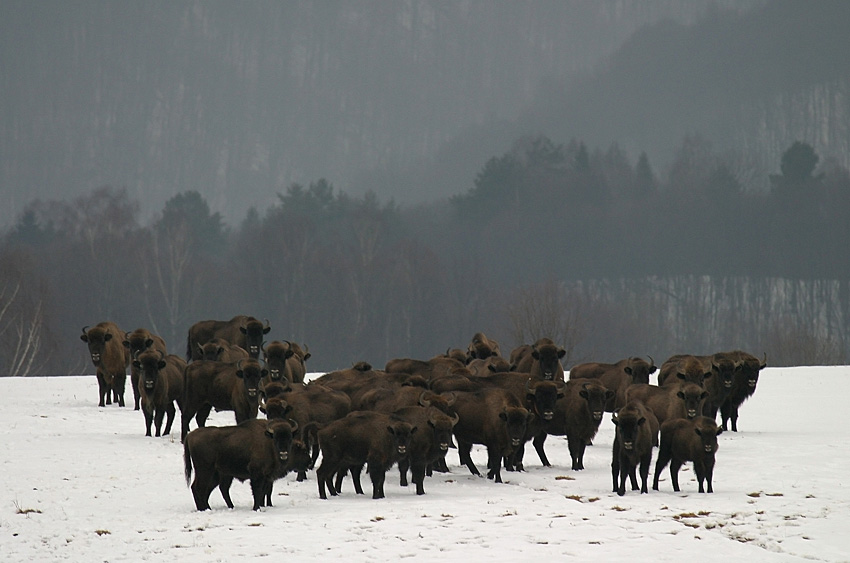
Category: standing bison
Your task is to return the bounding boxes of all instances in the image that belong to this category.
[181,358,267,442]
[81,322,130,407]
[132,350,185,437]
[569,356,657,412]
[653,416,722,493]
[720,351,766,432]
[123,327,168,410]
[611,401,658,496]
[511,338,566,381]
[184,418,298,511]
[186,315,270,361]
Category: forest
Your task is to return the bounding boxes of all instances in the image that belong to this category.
[2,137,849,375]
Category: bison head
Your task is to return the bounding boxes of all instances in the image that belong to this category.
[612,407,647,451]
[265,419,298,464]
[525,379,564,421]
[531,342,566,381]
[81,325,113,366]
[236,359,268,401]
[499,406,533,448]
[676,383,710,419]
[578,381,614,422]
[240,318,271,358]
[387,421,417,456]
[694,417,722,454]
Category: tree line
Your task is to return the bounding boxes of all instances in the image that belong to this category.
[2,137,849,375]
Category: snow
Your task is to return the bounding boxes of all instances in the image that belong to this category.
[2,367,848,562]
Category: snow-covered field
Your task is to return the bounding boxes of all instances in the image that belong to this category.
[1,367,848,562]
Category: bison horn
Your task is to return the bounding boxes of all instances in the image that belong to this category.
[264,318,270,329]
[444,391,457,406]
[419,391,432,408]
[450,412,460,427]
[81,325,89,335]
[288,418,299,433]
[647,355,655,367]
[525,378,536,396]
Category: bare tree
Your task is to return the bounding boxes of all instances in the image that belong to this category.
[0,253,49,376]
[504,280,586,367]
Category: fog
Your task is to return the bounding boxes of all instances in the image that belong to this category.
[2,0,850,375]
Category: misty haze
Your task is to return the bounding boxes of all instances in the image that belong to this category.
[1,0,850,376]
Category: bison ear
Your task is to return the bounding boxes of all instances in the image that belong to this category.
[605,390,615,400]
[262,369,270,378]
[387,425,396,435]
[236,369,244,379]
[104,333,113,342]
[638,417,646,426]
[265,428,274,438]
[676,391,685,399]
[578,389,589,399]
[145,338,154,348]
[410,426,418,434]
[703,371,713,379]
[122,340,130,349]
[498,411,508,422]
[158,360,167,369]
[694,428,702,437]
[132,360,141,369]
[531,350,540,361]
[676,372,686,380]
[303,352,311,361]
[240,327,248,334]
[557,348,566,359]
[80,334,89,342]
[701,391,709,399]
[263,326,271,334]
[623,366,633,375]
[715,427,723,436]
[557,391,566,399]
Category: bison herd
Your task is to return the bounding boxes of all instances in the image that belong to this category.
[80,320,766,510]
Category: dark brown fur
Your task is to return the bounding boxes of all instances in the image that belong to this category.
[81,322,130,407]
[653,416,722,493]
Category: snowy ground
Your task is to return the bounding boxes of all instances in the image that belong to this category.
[1,367,848,562]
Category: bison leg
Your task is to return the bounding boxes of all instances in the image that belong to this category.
[628,465,639,491]
[218,475,235,509]
[114,375,126,407]
[131,370,141,410]
[486,447,503,483]
[163,403,176,436]
[669,459,684,492]
[567,435,583,470]
[398,457,410,487]
[316,461,336,499]
[195,404,213,428]
[704,460,715,493]
[250,478,266,511]
[457,440,480,477]
[190,471,217,511]
[639,452,651,494]
[142,406,154,437]
[153,407,165,437]
[532,432,551,467]
[368,464,386,499]
[349,465,365,495]
[97,373,109,407]
[411,462,427,495]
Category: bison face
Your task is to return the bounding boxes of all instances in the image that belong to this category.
[533,345,566,380]
[236,361,268,400]
[387,422,417,456]
[613,413,646,451]
[579,383,613,422]
[266,419,297,464]
[677,384,710,419]
[240,319,271,358]
[500,407,532,448]
[526,381,561,421]
[694,421,722,454]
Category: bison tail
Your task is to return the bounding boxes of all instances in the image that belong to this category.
[183,439,193,487]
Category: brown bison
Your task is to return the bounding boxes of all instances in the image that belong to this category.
[195,338,250,363]
[183,418,298,511]
[132,349,186,437]
[569,356,657,411]
[653,416,722,493]
[511,338,566,381]
[451,387,533,483]
[186,315,270,361]
[657,354,714,387]
[532,380,613,471]
[625,382,709,426]
[180,358,268,442]
[466,332,502,360]
[123,327,168,410]
[385,355,467,381]
[393,406,460,495]
[262,340,310,385]
[81,322,130,407]
[316,411,418,500]
[720,351,766,432]
[611,401,658,496]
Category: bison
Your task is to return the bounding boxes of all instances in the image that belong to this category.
[195,338,250,363]
[263,340,310,385]
[466,332,502,360]
[451,387,533,483]
[657,354,714,387]
[186,315,270,361]
[393,406,459,495]
[532,380,613,471]
[123,327,168,410]
[611,401,658,496]
[180,358,267,442]
[625,382,709,427]
[653,416,722,493]
[511,338,566,381]
[315,411,417,500]
[132,349,186,437]
[81,322,130,407]
[720,351,766,432]
[183,418,298,511]
[569,356,657,412]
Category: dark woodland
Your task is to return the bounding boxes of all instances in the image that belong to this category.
[2,1,849,374]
